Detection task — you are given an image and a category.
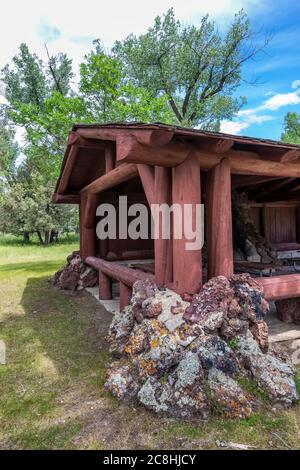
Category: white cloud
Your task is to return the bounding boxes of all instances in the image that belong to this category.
[291,80,300,89]
[222,81,300,135]
[260,90,300,111]
[220,120,249,135]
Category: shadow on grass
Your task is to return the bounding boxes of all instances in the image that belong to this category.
[18,275,112,379]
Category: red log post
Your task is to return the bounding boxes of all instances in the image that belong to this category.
[80,195,95,260]
[154,166,173,286]
[119,282,132,312]
[172,155,202,294]
[99,271,113,300]
[207,158,233,279]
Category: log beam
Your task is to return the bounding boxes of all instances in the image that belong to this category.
[232,175,283,189]
[80,196,95,259]
[85,257,155,286]
[197,138,234,154]
[194,150,300,177]
[172,155,202,294]
[207,158,233,279]
[57,145,79,194]
[258,148,300,162]
[117,134,190,167]
[81,163,138,195]
[52,193,80,204]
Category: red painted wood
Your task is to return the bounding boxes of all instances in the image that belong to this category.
[172,155,202,294]
[57,145,79,193]
[85,257,155,286]
[137,164,155,206]
[80,196,95,259]
[105,146,115,173]
[256,274,300,300]
[117,134,189,167]
[119,282,132,311]
[99,270,113,300]
[207,158,233,279]
[52,193,80,204]
[154,166,173,286]
[81,163,138,195]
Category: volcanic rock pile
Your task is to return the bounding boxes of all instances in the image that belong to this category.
[52,251,98,290]
[105,274,298,419]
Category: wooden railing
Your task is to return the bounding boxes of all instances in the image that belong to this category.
[85,256,155,311]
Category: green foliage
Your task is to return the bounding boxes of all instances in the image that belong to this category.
[0,118,19,184]
[229,337,239,349]
[114,8,268,128]
[79,40,174,123]
[281,112,300,144]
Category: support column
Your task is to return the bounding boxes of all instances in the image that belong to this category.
[99,271,112,300]
[172,155,202,294]
[154,166,173,286]
[119,282,132,312]
[80,195,95,260]
[207,158,233,279]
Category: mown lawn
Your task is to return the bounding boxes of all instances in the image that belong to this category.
[0,234,300,450]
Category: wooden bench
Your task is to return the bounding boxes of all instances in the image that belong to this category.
[234,260,281,277]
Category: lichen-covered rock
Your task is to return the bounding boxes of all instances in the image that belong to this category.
[220,317,249,341]
[134,319,184,379]
[107,307,135,355]
[52,251,97,290]
[130,280,158,323]
[236,335,298,406]
[208,368,253,419]
[104,275,298,418]
[184,274,268,325]
[191,335,239,376]
[275,298,300,325]
[138,353,210,418]
[230,274,269,321]
[105,362,141,400]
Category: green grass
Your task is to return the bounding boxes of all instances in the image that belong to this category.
[0,234,300,450]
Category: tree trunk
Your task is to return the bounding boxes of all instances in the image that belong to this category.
[50,229,58,243]
[23,232,30,243]
[36,231,44,245]
[44,230,50,246]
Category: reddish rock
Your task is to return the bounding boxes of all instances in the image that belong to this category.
[250,320,269,351]
[275,298,300,325]
[183,276,232,323]
[58,266,80,290]
[53,251,98,290]
[80,267,98,288]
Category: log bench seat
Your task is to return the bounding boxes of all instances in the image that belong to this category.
[256,274,300,300]
[234,260,282,277]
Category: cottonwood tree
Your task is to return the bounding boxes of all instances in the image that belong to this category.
[281,112,300,144]
[79,40,174,123]
[114,8,270,129]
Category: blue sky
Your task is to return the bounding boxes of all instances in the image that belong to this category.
[0,0,299,140]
